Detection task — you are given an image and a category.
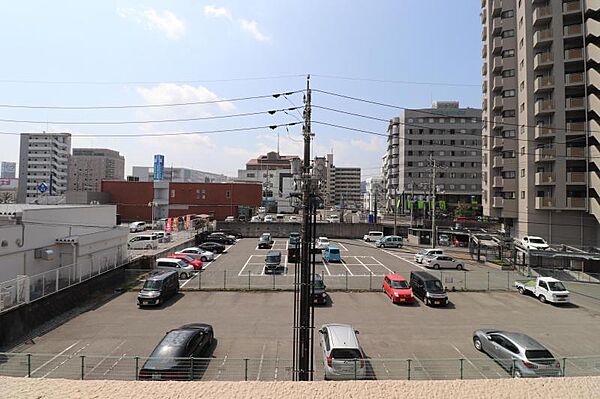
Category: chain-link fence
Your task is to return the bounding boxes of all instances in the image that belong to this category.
[1,352,599,381]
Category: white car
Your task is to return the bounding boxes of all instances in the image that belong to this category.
[363,231,384,242]
[155,258,195,279]
[264,215,275,223]
[423,254,464,270]
[129,221,146,233]
[224,216,235,222]
[327,215,340,223]
[176,247,215,262]
[521,236,549,250]
[316,237,330,250]
[414,248,444,263]
[289,216,299,222]
[319,324,367,380]
[258,207,266,214]
[250,216,261,222]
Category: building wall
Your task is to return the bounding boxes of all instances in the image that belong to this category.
[68,148,125,192]
[1,162,16,179]
[131,166,228,183]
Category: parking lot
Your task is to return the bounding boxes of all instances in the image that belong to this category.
[4,290,600,380]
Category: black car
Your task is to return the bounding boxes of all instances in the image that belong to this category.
[206,233,235,245]
[409,271,448,307]
[216,229,243,239]
[264,250,283,274]
[198,241,226,254]
[139,324,214,381]
[311,274,328,305]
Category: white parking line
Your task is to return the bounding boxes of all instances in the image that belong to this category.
[339,260,354,276]
[381,249,429,271]
[42,343,90,378]
[354,257,374,275]
[103,353,127,376]
[256,343,266,381]
[217,355,228,380]
[335,242,348,251]
[86,340,126,378]
[321,260,332,276]
[29,340,81,376]
[451,344,487,379]
[180,276,194,288]
[238,256,254,277]
[369,257,395,274]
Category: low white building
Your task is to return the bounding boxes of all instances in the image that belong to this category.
[0,205,128,284]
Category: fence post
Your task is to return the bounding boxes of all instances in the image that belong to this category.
[189,357,194,380]
[345,271,348,292]
[507,271,510,290]
[224,270,227,290]
[511,358,516,377]
[244,358,249,381]
[135,356,139,380]
[27,353,31,377]
[354,358,358,380]
[460,358,464,380]
[562,357,567,377]
[464,271,467,291]
[272,273,276,290]
[369,272,372,291]
[42,274,45,297]
[407,359,411,380]
[487,272,490,291]
[248,271,251,290]
[56,269,60,292]
[198,270,202,290]
[80,355,85,380]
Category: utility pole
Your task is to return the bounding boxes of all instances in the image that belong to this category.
[373,191,378,224]
[393,187,397,236]
[410,182,414,229]
[430,155,437,248]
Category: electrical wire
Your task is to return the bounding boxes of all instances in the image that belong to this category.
[311,74,480,87]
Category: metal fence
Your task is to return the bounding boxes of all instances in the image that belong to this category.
[1,352,599,381]
[186,270,526,292]
[0,255,132,314]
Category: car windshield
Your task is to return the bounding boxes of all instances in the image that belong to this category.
[529,238,546,244]
[391,280,409,289]
[328,248,340,254]
[548,281,566,291]
[183,256,195,262]
[418,249,429,255]
[290,233,300,237]
[330,348,362,360]
[313,280,324,289]
[425,280,443,290]
[143,280,162,291]
[525,349,554,361]
[266,255,280,262]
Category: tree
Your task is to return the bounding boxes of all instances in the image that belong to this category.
[0,192,15,204]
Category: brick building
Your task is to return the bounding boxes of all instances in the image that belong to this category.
[101,181,261,222]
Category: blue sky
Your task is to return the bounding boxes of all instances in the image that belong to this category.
[0,1,482,178]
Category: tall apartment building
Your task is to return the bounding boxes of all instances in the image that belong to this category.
[313,153,361,209]
[131,166,228,183]
[384,102,483,213]
[17,132,71,203]
[1,161,16,178]
[363,176,386,214]
[481,0,600,246]
[68,148,125,192]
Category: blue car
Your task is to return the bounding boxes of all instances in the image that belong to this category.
[322,246,341,263]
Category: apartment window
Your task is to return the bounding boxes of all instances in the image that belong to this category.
[226,190,231,199]
[519,16,523,28]
[520,103,525,112]
[521,191,525,199]
[501,29,515,38]
[503,130,516,138]
[450,118,455,124]
[521,146,525,155]
[407,150,413,156]
[439,118,445,123]
[502,69,515,78]
[519,38,524,49]
[407,162,413,167]
[418,118,424,123]
[429,118,434,123]
[450,140,456,145]
[408,118,413,123]
[247,173,255,178]
[505,192,516,199]
[417,161,424,167]
[519,59,524,70]
[471,118,477,123]
[503,110,516,117]
[439,151,445,156]
[502,49,515,58]
[520,81,525,91]
[449,184,455,190]
[503,171,516,179]
[521,169,525,177]
[501,10,514,18]
[503,89,516,98]
[417,140,423,145]
[171,190,175,198]
[460,185,466,190]
[408,140,412,145]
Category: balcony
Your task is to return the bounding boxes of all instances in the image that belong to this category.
[534,76,554,93]
[492,75,503,92]
[566,121,586,135]
[535,147,556,162]
[482,62,488,75]
[492,197,504,208]
[482,26,487,41]
[492,135,504,148]
[564,24,583,38]
[492,176,504,187]
[482,81,487,93]
[563,1,582,15]
[533,5,552,27]
[536,197,556,209]
[566,97,586,111]
[492,56,503,72]
[534,99,555,115]
[492,0,502,16]
[535,172,556,185]
[492,156,504,168]
[565,72,585,87]
[492,36,503,54]
[567,197,586,209]
[534,125,554,139]
[533,29,553,49]
[493,115,504,130]
[481,10,487,24]
[534,52,554,70]
[564,48,584,63]
[492,17,502,35]
[566,146,585,158]
[567,172,587,184]
[482,44,488,58]
[493,95,503,110]
[482,98,488,110]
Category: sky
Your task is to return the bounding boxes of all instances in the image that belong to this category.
[0,1,482,179]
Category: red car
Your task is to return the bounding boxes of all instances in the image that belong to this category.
[168,254,203,271]
[382,274,414,304]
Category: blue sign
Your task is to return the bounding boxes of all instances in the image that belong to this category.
[38,182,48,193]
[153,154,165,180]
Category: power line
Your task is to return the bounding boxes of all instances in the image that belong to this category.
[311,74,480,88]
[0,107,301,125]
[0,90,303,110]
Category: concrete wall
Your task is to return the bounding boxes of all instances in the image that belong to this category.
[215,222,404,238]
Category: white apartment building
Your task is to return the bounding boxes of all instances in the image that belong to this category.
[131,166,228,183]
[17,133,71,203]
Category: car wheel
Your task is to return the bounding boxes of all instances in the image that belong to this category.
[433,264,440,270]
[201,256,207,262]
[517,287,524,295]
[456,264,463,270]
[180,272,188,279]
[473,337,483,352]
[145,244,152,249]
[539,294,547,303]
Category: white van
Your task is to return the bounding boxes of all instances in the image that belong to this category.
[363,231,384,242]
[129,221,146,233]
[128,234,158,250]
[414,248,444,263]
[319,324,367,380]
[155,258,195,279]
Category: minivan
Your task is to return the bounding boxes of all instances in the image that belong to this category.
[409,271,448,306]
[129,221,146,232]
[375,235,403,248]
[264,250,283,274]
[155,258,195,279]
[128,234,158,250]
[137,270,179,307]
[414,248,444,263]
[319,324,367,380]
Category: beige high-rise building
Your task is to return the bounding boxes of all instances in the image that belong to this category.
[481,0,600,246]
[68,148,125,192]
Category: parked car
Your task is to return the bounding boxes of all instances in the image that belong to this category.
[224,216,235,222]
[176,247,214,262]
[327,215,340,223]
[129,221,146,233]
[258,206,266,214]
[452,236,469,247]
[318,324,367,380]
[514,277,570,304]
[438,234,451,246]
[258,233,274,249]
[382,274,414,304]
[250,216,261,222]
[414,248,444,263]
[238,215,247,222]
[423,254,464,270]
[312,274,328,305]
[375,235,403,248]
[264,215,275,223]
[206,233,235,245]
[155,258,195,279]
[128,234,158,250]
[216,229,243,239]
[363,231,384,242]
[409,271,448,306]
[137,271,179,307]
[198,242,226,254]
[167,254,203,271]
[323,246,342,263]
[316,237,330,250]
[139,324,214,380]
[289,216,299,223]
[276,214,285,222]
[472,330,562,378]
[288,232,301,245]
[264,250,284,274]
[288,242,300,263]
[521,236,549,250]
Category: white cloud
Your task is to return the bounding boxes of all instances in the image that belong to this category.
[239,19,269,42]
[117,7,185,40]
[203,5,232,20]
[349,137,385,153]
[136,83,235,113]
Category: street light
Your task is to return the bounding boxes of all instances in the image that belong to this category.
[148,201,155,229]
